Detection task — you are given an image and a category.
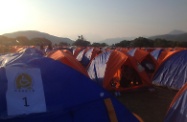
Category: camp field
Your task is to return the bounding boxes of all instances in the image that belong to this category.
[116,86,177,122]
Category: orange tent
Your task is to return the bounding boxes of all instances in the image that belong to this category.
[150,48,185,66]
[85,47,101,62]
[160,49,185,64]
[47,49,88,76]
[87,50,151,91]
[127,48,158,78]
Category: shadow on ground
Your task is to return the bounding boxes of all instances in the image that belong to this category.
[116,86,177,122]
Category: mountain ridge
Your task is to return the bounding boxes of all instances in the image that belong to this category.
[98,37,135,45]
[98,30,187,45]
[168,30,187,35]
[149,32,187,41]
[2,30,74,45]
[2,30,187,45]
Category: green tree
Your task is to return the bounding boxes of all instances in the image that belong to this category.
[59,42,69,46]
[15,36,30,45]
[132,37,153,47]
[0,36,13,45]
[115,40,132,47]
[73,35,90,46]
[91,42,108,47]
[175,41,187,47]
[30,38,52,45]
[153,38,173,47]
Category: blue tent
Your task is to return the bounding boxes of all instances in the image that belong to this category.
[152,50,187,90]
[0,47,44,67]
[165,83,187,122]
[0,53,19,66]
[0,57,139,122]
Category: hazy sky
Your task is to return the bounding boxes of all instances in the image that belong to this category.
[0,0,187,42]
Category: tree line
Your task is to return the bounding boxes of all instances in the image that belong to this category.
[72,36,187,48]
[1,35,187,48]
[0,35,52,46]
[114,37,187,48]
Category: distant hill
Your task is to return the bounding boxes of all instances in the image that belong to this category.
[98,30,187,45]
[3,30,74,44]
[98,37,135,45]
[168,30,186,35]
[149,31,187,42]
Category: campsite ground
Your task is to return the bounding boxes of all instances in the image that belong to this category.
[116,86,177,122]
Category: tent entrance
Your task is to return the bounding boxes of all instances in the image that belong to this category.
[120,65,142,88]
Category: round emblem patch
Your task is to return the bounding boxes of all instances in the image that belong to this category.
[15,73,32,90]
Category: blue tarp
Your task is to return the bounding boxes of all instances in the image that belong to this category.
[0,47,44,67]
[152,50,187,90]
[165,87,187,122]
[0,57,138,122]
[81,48,94,67]
[127,48,137,57]
[150,49,163,60]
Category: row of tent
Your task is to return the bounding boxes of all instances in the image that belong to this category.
[72,46,187,91]
[71,46,187,121]
[1,46,187,121]
[0,47,142,121]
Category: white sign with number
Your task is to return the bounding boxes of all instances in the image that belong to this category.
[5,66,46,116]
